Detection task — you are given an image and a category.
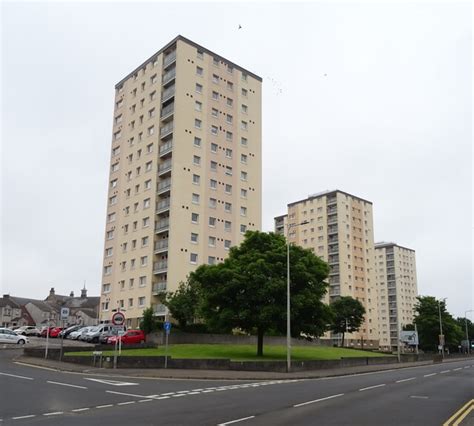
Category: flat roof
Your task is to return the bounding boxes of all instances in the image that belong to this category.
[375,242,415,252]
[274,214,288,221]
[288,189,373,208]
[115,35,262,88]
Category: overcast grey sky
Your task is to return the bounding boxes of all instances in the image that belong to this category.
[1,1,472,317]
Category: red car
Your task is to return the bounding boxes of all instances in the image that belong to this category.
[107,330,145,345]
[40,327,55,337]
[49,327,63,338]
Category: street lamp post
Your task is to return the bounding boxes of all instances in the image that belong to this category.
[286,220,309,373]
[465,310,473,355]
[438,298,447,359]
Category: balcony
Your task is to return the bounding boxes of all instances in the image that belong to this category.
[158,160,172,176]
[159,141,173,157]
[160,102,174,120]
[156,198,171,213]
[327,226,338,235]
[327,197,337,206]
[327,207,337,214]
[155,218,170,233]
[328,244,339,254]
[328,255,339,264]
[329,287,341,297]
[152,282,167,295]
[160,122,174,138]
[163,50,176,68]
[153,260,168,274]
[153,303,167,315]
[328,236,338,243]
[327,215,338,225]
[162,86,175,103]
[329,276,340,285]
[162,68,176,85]
[157,179,171,194]
[329,265,340,274]
[154,239,169,253]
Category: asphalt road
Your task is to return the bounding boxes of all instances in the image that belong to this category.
[0,350,472,425]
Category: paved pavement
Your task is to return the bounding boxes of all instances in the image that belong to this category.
[1,349,473,425]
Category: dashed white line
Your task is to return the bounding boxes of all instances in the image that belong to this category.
[12,415,36,420]
[464,366,470,369]
[202,390,215,393]
[218,416,256,425]
[106,390,147,398]
[188,392,201,395]
[453,368,462,371]
[47,381,87,389]
[0,372,33,380]
[157,396,170,400]
[117,401,136,406]
[424,373,437,377]
[43,412,63,416]
[138,399,153,403]
[161,392,175,396]
[410,395,429,399]
[96,405,113,409]
[294,393,344,407]
[177,390,190,394]
[71,408,90,412]
[192,388,204,391]
[359,384,386,392]
[396,377,416,383]
[172,394,186,398]
[440,370,450,374]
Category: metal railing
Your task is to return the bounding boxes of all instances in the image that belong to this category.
[153,304,167,314]
[153,260,168,272]
[163,51,176,68]
[158,160,172,174]
[160,122,174,137]
[154,240,169,252]
[162,86,175,102]
[159,141,173,156]
[162,69,176,85]
[152,282,167,293]
[161,103,174,118]
[157,179,171,193]
[155,219,170,232]
[156,199,171,212]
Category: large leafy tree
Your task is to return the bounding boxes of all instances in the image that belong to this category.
[190,231,331,356]
[455,317,474,345]
[164,280,200,328]
[139,307,156,335]
[329,296,366,347]
[414,296,463,351]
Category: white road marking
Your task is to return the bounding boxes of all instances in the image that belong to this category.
[106,390,147,398]
[192,388,204,391]
[157,396,170,400]
[453,368,462,371]
[294,393,344,407]
[96,404,113,409]
[359,384,386,391]
[0,372,33,380]
[71,408,90,412]
[117,401,136,406]
[138,399,153,403]
[177,390,190,394]
[410,395,429,399]
[43,412,63,416]
[464,366,470,369]
[218,416,256,425]
[440,370,450,374]
[85,378,139,386]
[172,394,186,397]
[202,390,215,393]
[188,391,201,395]
[12,415,36,420]
[161,392,175,396]
[47,380,87,389]
[396,377,416,383]
[424,373,437,377]
[13,362,58,372]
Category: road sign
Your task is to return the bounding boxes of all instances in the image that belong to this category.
[60,307,70,320]
[164,321,171,333]
[112,311,126,326]
[400,331,419,346]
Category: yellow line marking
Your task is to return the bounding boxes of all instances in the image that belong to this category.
[453,405,474,426]
[443,399,474,425]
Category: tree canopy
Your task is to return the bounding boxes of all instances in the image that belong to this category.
[186,231,331,356]
[329,296,366,347]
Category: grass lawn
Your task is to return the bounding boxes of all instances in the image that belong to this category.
[65,344,390,361]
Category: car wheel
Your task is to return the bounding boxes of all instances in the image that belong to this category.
[21,332,27,336]
[140,340,145,344]
[17,340,26,345]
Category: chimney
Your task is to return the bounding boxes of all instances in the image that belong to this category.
[81,286,87,298]
[49,287,55,296]
[69,291,74,297]
[3,294,9,299]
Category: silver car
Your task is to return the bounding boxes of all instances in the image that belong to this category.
[0,328,29,345]
[14,326,41,336]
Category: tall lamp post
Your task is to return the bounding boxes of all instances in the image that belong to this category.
[465,310,473,355]
[438,298,447,359]
[286,219,309,373]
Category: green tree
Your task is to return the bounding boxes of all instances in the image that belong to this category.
[190,231,331,356]
[414,296,464,351]
[329,296,366,347]
[455,317,474,346]
[139,307,156,335]
[163,280,200,328]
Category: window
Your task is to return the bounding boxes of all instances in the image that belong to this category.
[190,232,198,243]
[139,276,146,286]
[143,198,151,209]
[190,253,198,264]
[141,236,149,247]
[227,81,233,91]
[209,217,216,227]
[241,154,248,164]
[148,108,156,118]
[144,179,152,190]
[227,64,233,73]
[211,125,218,135]
[240,206,247,216]
[241,137,248,146]
[242,88,248,97]
[196,66,203,76]
[242,73,248,82]
[240,224,247,234]
[224,221,231,231]
[195,83,203,93]
[142,217,150,227]
[212,91,219,100]
[241,171,248,181]
[129,278,134,288]
[104,265,112,275]
[193,155,201,166]
[225,166,232,175]
[146,143,153,153]
[109,195,117,206]
[225,148,232,158]
[191,212,199,223]
[241,189,247,198]
[225,183,232,194]
[197,49,204,59]
[102,302,109,311]
[208,236,216,247]
[114,130,122,140]
[211,108,218,117]
[213,57,219,66]
[209,198,217,208]
[102,283,111,293]
[138,297,146,307]
[192,193,200,204]
[208,256,216,265]
[150,91,156,101]
[210,161,217,171]
[112,146,120,156]
[145,161,152,171]
[212,74,219,84]
[107,212,116,222]
[211,143,218,153]
[225,202,232,212]
[226,98,233,107]
[140,256,148,266]
[111,163,119,172]
[128,298,133,308]
[226,114,233,124]
[241,121,248,130]
[150,74,158,84]
[195,119,202,129]
[226,131,233,141]
[195,101,202,111]
[194,137,202,147]
[148,126,155,136]
[192,174,200,185]
[224,240,231,250]
[210,179,217,189]
[105,247,113,257]
[241,104,248,114]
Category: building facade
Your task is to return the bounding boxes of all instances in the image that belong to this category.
[101,36,262,327]
[374,242,418,351]
[274,190,379,346]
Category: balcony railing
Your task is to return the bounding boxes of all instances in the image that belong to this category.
[156,199,171,213]
[327,226,338,235]
[162,69,176,85]
[160,122,174,138]
[155,218,170,232]
[161,103,174,119]
[328,255,339,264]
[327,207,337,214]
[327,197,337,205]
[163,51,176,68]
[154,239,169,252]
[153,260,168,273]
[153,303,167,315]
[328,244,339,254]
[158,160,172,175]
[162,86,175,102]
[152,282,167,294]
[327,215,338,225]
[159,141,173,156]
[157,179,171,194]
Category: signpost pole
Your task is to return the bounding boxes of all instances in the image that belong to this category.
[44,319,50,359]
[414,323,419,355]
[164,320,171,369]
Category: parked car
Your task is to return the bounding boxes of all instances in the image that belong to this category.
[98,327,126,344]
[59,325,82,339]
[0,328,29,345]
[14,326,41,336]
[68,326,92,340]
[83,325,115,343]
[49,327,63,338]
[107,330,145,345]
[40,326,55,337]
